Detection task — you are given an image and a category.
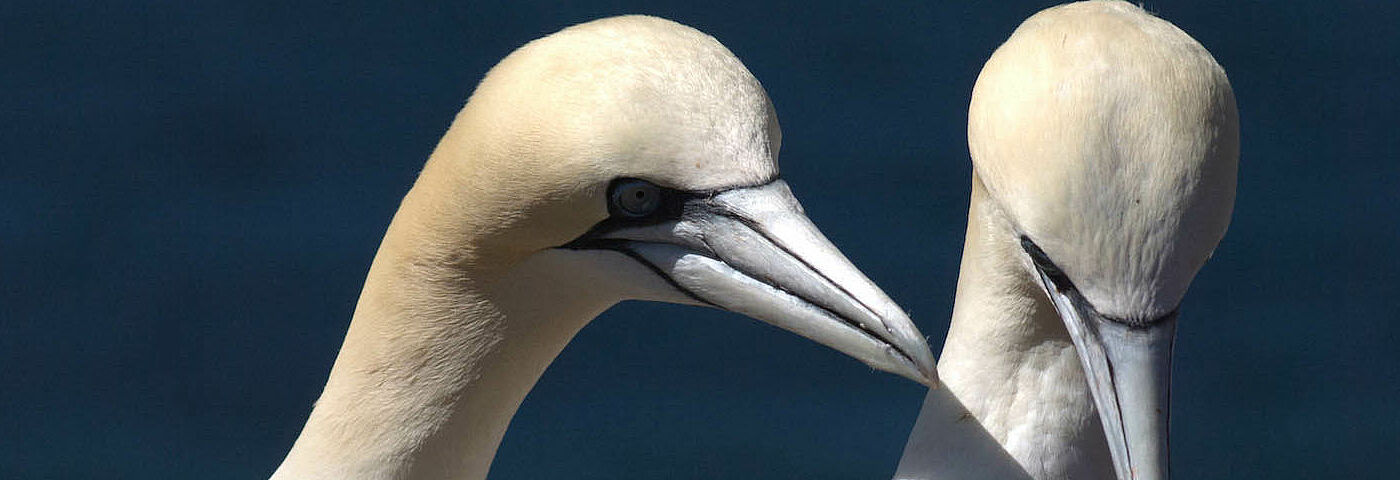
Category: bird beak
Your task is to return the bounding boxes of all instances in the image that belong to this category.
[1029,265,1175,480]
[567,179,937,386]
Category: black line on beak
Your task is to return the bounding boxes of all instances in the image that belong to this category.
[711,208,896,342]
[572,239,716,307]
[557,176,918,371]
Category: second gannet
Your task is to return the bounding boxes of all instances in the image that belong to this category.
[895,2,1239,479]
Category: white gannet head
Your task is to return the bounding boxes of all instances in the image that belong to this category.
[967,2,1238,478]
[414,15,936,384]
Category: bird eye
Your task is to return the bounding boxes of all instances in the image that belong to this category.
[610,179,663,217]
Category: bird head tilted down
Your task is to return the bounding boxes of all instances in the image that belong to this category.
[966,2,1239,479]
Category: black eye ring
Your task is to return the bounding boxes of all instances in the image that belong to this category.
[610,179,663,218]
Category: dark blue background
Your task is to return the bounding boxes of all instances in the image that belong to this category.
[3,1,1396,478]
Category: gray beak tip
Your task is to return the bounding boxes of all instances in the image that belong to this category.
[910,351,940,388]
[890,348,939,388]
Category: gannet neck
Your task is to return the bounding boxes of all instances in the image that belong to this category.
[271,184,642,479]
[270,143,679,480]
[934,176,1114,480]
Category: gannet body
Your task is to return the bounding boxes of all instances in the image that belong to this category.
[269,16,936,480]
[895,2,1238,479]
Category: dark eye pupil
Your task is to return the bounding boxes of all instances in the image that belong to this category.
[611,180,662,217]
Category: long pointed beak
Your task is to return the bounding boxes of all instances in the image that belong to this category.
[571,180,937,386]
[1031,266,1175,480]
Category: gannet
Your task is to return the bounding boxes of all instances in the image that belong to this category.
[269,15,936,480]
[894,2,1238,479]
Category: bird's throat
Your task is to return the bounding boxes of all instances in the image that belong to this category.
[934,176,1116,480]
[271,212,615,480]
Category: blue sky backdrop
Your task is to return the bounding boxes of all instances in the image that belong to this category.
[3,1,1396,478]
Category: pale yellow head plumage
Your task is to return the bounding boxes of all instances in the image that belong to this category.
[370,15,933,384]
[459,14,781,189]
[404,16,782,269]
[969,1,1239,320]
